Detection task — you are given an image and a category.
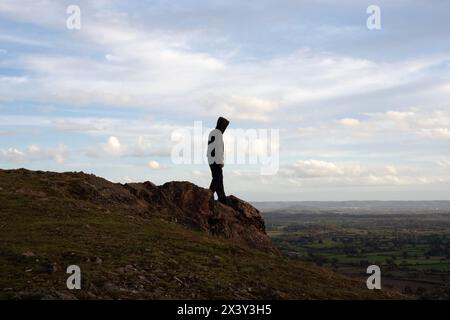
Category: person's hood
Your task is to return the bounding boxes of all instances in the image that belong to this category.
[216,117,230,133]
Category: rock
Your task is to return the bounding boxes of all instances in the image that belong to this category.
[51,263,59,273]
[138,275,147,281]
[22,251,35,257]
[103,282,120,291]
[116,267,126,274]
[126,181,279,254]
[85,291,98,299]
[53,291,78,300]
[173,276,184,286]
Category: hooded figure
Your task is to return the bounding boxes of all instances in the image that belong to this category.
[207,117,230,204]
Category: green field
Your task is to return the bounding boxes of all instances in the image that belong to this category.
[264,211,450,299]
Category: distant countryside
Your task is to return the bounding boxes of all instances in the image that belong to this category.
[257,201,450,300]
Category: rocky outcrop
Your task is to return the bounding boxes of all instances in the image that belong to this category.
[126,181,278,254]
[0,169,277,253]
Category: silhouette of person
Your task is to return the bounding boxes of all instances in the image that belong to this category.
[207,117,230,204]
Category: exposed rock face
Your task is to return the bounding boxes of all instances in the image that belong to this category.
[126,181,278,254]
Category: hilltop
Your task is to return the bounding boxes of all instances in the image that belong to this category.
[0,168,401,299]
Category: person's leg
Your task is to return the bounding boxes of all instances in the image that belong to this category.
[209,164,226,203]
[209,164,219,193]
[215,166,226,204]
[217,179,226,204]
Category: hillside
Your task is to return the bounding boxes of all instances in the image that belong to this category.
[0,168,401,299]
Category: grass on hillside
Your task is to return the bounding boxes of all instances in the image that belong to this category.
[0,169,401,299]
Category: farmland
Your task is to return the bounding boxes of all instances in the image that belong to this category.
[259,204,450,300]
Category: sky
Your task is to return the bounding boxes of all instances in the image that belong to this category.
[1,0,450,201]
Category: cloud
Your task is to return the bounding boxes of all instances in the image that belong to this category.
[4,3,450,123]
[105,54,125,63]
[436,159,450,169]
[192,170,206,177]
[368,109,450,140]
[28,144,69,164]
[105,136,122,154]
[147,160,161,169]
[0,144,69,164]
[0,148,26,163]
[86,134,171,159]
[385,166,398,176]
[292,160,344,178]
[0,34,51,47]
[0,76,28,84]
[423,128,450,139]
[289,160,360,178]
[0,0,65,27]
[203,95,280,122]
[281,160,441,187]
[296,108,450,145]
[338,118,360,127]
[87,136,125,158]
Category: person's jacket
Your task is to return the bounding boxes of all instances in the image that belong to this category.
[207,117,229,165]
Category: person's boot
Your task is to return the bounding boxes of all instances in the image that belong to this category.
[218,196,227,206]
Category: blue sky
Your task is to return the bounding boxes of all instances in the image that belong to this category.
[1,0,450,201]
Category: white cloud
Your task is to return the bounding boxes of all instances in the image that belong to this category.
[338,118,360,127]
[86,134,172,159]
[105,54,126,63]
[385,165,398,175]
[27,144,69,164]
[0,34,50,47]
[281,160,440,187]
[436,159,450,169]
[105,136,122,154]
[0,148,26,163]
[368,109,450,140]
[203,95,280,122]
[87,136,125,158]
[147,160,161,169]
[296,108,450,143]
[3,7,449,123]
[422,128,450,139]
[291,159,346,178]
[0,76,28,84]
[192,170,206,177]
[0,0,65,27]
[0,144,68,164]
